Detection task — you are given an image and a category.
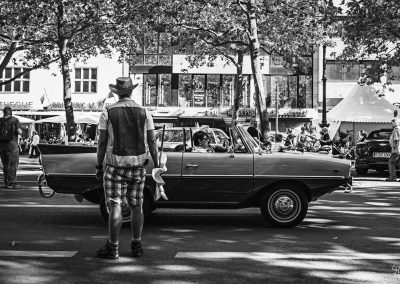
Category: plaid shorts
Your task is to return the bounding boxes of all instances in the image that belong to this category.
[103,164,146,207]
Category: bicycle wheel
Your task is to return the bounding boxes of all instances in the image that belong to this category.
[38,173,55,198]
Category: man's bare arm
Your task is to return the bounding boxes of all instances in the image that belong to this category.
[97,130,108,167]
[147,129,159,168]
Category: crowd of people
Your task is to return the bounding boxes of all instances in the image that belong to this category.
[17,132,97,156]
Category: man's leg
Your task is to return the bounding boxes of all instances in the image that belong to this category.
[108,201,122,243]
[97,165,122,259]
[128,167,146,257]
[388,153,397,180]
[0,151,9,186]
[8,150,19,186]
[130,205,144,241]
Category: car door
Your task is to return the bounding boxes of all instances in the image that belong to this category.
[180,151,253,203]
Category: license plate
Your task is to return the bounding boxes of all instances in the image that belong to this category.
[373,152,391,158]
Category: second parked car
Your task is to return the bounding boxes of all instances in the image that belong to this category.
[355,128,392,175]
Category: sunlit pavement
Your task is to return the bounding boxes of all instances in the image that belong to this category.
[0,158,400,283]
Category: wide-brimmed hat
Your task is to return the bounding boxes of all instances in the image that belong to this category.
[109,77,138,95]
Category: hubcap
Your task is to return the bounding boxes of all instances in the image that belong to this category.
[274,196,294,215]
[268,189,301,223]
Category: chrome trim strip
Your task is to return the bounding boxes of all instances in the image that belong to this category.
[182,175,252,178]
[255,175,345,179]
[46,173,93,177]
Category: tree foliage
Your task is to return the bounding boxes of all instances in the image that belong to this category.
[340,0,400,87]
[137,0,328,135]
[0,0,122,138]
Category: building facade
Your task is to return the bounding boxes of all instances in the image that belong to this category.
[1,36,399,133]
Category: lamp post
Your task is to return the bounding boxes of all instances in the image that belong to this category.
[319,44,330,129]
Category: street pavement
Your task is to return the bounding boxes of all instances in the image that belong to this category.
[0,157,400,283]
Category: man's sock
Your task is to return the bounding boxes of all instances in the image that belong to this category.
[132,238,141,244]
[109,240,119,246]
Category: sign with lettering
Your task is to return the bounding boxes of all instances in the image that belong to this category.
[0,101,34,110]
[226,107,256,117]
[47,101,113,111]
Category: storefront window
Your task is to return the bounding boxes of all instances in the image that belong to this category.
[178,74,193,107]
[144,74,157,106]
[193,75,205,107]
[221,75,235,107]
[240,76,251,107]
[298,75,312,108]
[207,75,221,108]
[158,74,172,106]
[265,75,309,109]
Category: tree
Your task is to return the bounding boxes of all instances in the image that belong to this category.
[0,0,121,139]
[0,1,61,86]
[142,0,327,137]
[340,0,400,88]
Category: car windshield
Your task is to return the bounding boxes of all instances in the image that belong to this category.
[367,130,392,140]
[213,129,229,144]
[156,129,189,143]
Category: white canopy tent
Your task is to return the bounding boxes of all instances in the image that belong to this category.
[325,84,398,142]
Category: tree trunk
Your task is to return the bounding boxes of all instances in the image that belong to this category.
[59,38,76,140]
[0,42,18,85]
[232,51,244,126]
[247,0,269,140]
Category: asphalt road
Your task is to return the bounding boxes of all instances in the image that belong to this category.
[0,157,400,283]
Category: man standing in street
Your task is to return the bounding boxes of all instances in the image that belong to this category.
[96,77,159,259]
[387,118,400,181]
[29,130,40,158]
[0,107,22,189]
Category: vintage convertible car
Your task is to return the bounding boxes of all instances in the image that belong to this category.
[37,125,352,228]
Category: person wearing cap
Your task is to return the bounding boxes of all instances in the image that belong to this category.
[387,118,400,181]
[96,77,159,259]
[0,106,22,189]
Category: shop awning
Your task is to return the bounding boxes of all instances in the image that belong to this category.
[13,115,35,124]
[35,112,101,124]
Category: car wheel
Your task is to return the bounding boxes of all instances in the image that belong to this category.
[355,167,368,175]
[99,193,150,224]
[260,184,308,228]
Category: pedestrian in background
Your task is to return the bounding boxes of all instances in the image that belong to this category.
[96,77,160,260]
[0,106,22,189]
[29,131,40,158]
[387,119,400,181]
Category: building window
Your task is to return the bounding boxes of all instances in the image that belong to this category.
[175,74,249,108]
[207,75,221,108]
[264,75,312,109]
[131,32,172,66]
[326,61,360,81]
[0,67,30,92]
[74,68,97,93]
[388,66,400,83]
[270,54,312,76]
[178,74,193,107]
[221,75,236,107]
[143,74,174,107]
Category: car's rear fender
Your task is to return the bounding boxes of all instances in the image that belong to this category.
[240,180,312,208]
